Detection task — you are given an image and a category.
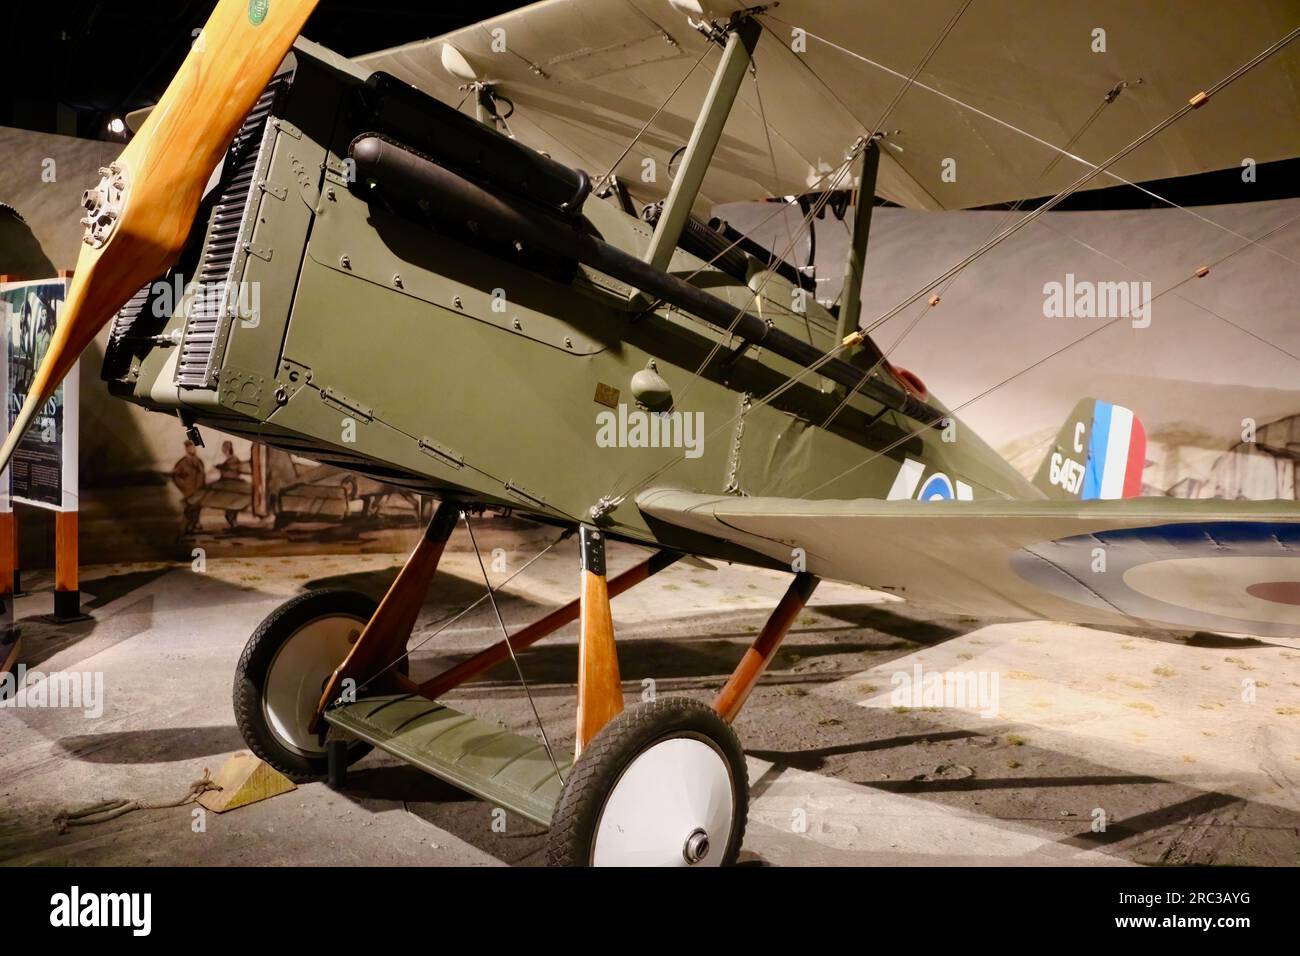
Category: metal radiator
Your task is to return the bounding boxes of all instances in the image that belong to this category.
[174,75,287,389]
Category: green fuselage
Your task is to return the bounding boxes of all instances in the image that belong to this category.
[102,40,1035,569]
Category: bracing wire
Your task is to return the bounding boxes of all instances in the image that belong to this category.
[595,0,978,507]
[353,526,571,696]
[762,12,1300,273]
[463,513,565,783]
[593,40,718,192]
[593,20,1300,511]
[802,207,1300,499]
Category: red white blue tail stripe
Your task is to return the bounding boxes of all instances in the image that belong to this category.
[1082,400,1146,500]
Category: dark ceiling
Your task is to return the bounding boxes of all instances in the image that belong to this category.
[3,1,1293,207]
[2,1,528,139]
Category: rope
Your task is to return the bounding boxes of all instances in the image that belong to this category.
[847,0,973,146]
[818,73,1132,429]
[54,770,219,833]
[815,28,1300,433]
[663,143,863,417]
[1034,210,1300,366]
[750,65,809,341]
[668,0,975,338]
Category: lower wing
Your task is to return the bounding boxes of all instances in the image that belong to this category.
[637,490,1300,639]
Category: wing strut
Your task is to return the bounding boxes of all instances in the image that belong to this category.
[834,137,882,352]
[644,11,762,270]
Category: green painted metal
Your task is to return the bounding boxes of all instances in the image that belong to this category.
[643,16,762,272]
[103,37,1040,575]
[324,694,568,826]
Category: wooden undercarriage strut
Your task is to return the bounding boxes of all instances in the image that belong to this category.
[414,547,680,700]
[312,502,681,733]
[714,572,820,722]
[310,499,459,732]
[576,525,623,755]
[570,528,822,745]
[312,498,815,747]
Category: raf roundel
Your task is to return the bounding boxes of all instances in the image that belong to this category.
[917,473,955,501]
[1012,521,1300,638]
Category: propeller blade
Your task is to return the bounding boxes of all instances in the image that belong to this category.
[0,0,318,472]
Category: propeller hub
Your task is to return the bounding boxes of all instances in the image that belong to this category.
[80,162,127,249]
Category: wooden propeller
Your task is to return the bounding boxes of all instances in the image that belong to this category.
[0,0,318,472]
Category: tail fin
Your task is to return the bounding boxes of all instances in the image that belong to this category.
[1032,398,1147,500]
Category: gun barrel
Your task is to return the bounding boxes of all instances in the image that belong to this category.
[350,135,942,426]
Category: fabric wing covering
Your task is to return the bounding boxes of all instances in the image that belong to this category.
[358,0,1300,212]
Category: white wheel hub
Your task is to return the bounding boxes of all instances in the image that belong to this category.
[593,736,735,867]
[263,614,362,756]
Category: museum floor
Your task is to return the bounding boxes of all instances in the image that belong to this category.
[3,526,1298,867]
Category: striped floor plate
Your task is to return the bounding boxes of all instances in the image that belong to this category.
[324,695,568,826]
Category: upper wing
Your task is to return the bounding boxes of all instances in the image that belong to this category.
[637,489,1300,638]
[358,0,1300,210]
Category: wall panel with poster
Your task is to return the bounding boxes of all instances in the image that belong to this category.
[0,275,80,622]
[1,277,77,512]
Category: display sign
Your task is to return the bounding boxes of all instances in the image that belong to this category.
[0,277,78,511]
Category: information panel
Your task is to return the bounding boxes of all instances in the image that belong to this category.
[0,277,78,511]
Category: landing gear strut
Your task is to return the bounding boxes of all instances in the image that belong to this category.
[230,503,819,867]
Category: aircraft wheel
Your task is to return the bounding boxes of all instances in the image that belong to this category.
[233,588,405,781]
[546,697,748,867]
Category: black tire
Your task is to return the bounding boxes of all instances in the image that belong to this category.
[546,697,748,867]
[233,588,406,781]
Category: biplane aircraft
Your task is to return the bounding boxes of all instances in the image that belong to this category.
[5,0,1300,865]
